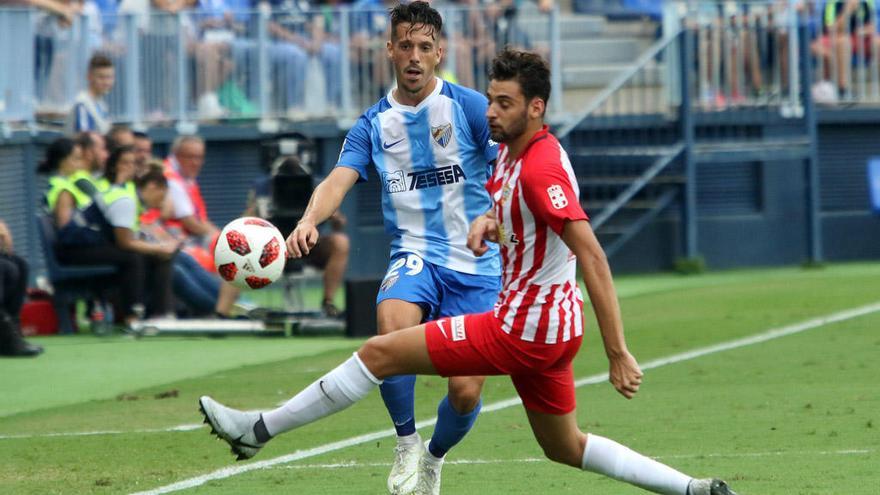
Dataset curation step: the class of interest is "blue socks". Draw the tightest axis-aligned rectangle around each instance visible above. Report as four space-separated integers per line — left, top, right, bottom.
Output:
428 395 481 459
379 374 417 436
381 377 482 458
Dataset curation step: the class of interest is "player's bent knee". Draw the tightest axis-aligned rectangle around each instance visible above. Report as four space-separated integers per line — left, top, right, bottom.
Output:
448 377 484 412
357 335 397 379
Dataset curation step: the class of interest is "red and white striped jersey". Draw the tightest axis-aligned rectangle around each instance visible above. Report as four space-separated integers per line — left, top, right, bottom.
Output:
487 126 588 343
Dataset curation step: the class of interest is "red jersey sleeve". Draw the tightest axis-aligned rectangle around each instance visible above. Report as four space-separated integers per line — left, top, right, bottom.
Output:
520 150 588 236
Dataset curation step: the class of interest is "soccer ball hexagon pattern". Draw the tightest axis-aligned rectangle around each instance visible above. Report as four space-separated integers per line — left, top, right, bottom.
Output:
214 217 287 290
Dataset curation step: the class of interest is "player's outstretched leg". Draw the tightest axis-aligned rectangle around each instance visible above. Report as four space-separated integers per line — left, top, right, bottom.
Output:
199 326 433 468
414 377 484 495
525 409 738 495
199 352 382 461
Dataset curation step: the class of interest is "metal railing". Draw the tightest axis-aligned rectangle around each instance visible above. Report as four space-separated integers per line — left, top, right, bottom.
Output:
558 1 820 138
557 30 683 136
0 4 559 130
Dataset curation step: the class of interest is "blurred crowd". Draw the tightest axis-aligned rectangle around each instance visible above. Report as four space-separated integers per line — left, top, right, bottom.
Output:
682 0 880 109
0 0 548 124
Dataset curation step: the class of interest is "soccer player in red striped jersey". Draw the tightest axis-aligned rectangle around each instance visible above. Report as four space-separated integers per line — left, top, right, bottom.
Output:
199 49 738 495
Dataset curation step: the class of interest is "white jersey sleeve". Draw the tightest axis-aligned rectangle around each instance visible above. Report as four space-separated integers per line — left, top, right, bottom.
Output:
167 179 196 219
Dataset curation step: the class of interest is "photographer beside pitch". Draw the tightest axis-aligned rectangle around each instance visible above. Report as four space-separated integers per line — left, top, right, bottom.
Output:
200 49 737 495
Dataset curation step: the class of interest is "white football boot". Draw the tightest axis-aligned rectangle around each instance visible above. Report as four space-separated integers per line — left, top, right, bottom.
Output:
387 433 423 494
413 440 444 495
199 396 265 460
688 478 738 495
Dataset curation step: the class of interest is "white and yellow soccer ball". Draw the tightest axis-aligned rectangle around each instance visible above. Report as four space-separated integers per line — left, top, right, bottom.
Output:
214 217 287 290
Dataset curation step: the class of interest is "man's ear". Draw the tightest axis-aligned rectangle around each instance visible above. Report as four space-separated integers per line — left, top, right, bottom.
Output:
529 97 546 119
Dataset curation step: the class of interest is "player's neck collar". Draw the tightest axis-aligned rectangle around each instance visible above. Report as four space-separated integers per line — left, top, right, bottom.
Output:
388 77 443 111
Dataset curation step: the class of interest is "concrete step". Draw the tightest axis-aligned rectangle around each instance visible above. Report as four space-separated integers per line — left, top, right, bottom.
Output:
561 38 642 65
517 14 607 40
563 63 665 89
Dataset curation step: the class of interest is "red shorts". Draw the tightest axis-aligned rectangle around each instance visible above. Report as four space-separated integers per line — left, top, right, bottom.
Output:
425 311 583 415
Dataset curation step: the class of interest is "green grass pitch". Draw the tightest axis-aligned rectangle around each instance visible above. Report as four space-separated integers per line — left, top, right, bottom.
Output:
1 263 878 494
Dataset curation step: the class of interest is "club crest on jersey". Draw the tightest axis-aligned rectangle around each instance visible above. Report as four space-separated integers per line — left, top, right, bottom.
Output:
501 184 512 203
431 123 453 148
547 184 568 209
383 170 406 193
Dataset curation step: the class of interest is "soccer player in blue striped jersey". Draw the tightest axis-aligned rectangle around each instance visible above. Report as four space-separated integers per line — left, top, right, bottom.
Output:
285 2 499 493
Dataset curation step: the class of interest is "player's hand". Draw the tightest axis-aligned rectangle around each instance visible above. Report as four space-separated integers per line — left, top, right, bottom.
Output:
608 350 642 399
157 240 182 260
467 212 499 257
287 220 319 258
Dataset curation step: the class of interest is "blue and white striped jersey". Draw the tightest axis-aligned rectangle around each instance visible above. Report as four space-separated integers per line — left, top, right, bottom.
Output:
337 78 500 276
67 91 110 135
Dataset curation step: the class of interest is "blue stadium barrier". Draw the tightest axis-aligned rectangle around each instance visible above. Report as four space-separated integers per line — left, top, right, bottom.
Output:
868 158 880 213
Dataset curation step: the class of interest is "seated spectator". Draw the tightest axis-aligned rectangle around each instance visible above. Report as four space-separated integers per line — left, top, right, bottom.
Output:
38 140 174 325
106 125 136 153
193 0 249 117
72 131 109 190
812 0 876 98
244 155 349 317
224 0 309 116
103 151 238 317
163 135 220 240
132 131 154 175
0 219 42 357
37 138 93 241
66 52 115 134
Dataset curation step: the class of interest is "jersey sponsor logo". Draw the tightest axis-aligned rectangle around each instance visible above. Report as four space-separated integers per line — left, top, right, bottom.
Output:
431 123 453 148
382 138 405 150
547 184 568 209
451 315 466 341
383 170 407 193
407 164 466 191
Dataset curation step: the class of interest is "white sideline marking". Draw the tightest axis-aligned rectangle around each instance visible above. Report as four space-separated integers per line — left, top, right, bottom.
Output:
117 300 879 495
270 448 875 471
0 424 203 440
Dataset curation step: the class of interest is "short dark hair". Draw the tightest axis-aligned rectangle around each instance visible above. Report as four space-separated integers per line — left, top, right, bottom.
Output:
74 131 96 151
106 125 133 152
104 145 135 184
133 131 150 140
37 137 77 175
389 1 442 41
489 48 551 108
135 167 167 190
88 53 113 72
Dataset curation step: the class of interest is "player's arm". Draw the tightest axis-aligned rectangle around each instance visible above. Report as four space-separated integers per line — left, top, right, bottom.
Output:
180 215 219 238
113 227 179 259
53 190 76 229
287 167 359 257
562 219 643 400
